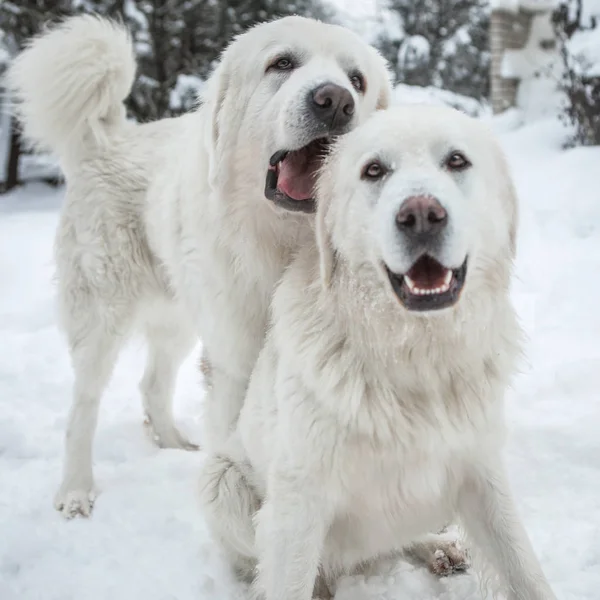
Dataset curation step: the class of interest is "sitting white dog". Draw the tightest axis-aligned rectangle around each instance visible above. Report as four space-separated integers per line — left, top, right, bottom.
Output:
199 106 557 600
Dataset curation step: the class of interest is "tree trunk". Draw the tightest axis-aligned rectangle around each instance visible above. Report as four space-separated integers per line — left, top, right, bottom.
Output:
3 118 22 192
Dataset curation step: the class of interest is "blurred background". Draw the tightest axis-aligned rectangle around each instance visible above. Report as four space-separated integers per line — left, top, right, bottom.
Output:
0 0 598 192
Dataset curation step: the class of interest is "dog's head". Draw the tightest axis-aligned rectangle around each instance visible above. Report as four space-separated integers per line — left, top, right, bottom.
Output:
317 106 518 314
204 16 391 214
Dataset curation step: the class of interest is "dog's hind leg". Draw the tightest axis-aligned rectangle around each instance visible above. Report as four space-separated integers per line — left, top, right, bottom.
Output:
140 298 198 450
55 312 131 518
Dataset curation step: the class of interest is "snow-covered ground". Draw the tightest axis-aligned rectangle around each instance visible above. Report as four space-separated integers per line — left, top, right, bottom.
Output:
1 110 599 600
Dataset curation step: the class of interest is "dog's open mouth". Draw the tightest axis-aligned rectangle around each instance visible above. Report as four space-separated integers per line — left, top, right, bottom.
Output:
265 138 331 213
385 255 468 312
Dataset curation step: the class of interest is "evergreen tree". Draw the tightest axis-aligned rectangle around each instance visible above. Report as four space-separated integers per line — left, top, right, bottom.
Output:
376 0 490 101
552 0 600 146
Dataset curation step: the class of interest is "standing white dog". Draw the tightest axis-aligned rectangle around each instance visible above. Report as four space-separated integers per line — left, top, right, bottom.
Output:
7 15 391 517
199 106 558 600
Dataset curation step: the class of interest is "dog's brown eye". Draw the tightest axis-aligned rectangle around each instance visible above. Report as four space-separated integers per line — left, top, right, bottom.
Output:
446 152 470 171
270 57 294 71
362 161 385 180
350 73 365 92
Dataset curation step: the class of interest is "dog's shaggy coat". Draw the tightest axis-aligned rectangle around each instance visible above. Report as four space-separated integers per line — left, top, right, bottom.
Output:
6 15 392 517
199 106 558 600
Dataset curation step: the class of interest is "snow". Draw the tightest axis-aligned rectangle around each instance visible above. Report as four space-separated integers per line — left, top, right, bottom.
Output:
1 112 600 598
489 0 557 12
327 0 393 44
569 26 600 75
567 0 600 79
490 0 521 14
397 35 431 70
169 74 205 113
392 84 489 117
518 0 559 12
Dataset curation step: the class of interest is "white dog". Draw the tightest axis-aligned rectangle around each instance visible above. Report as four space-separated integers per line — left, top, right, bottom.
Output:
7 15 391 518
199 106 558 600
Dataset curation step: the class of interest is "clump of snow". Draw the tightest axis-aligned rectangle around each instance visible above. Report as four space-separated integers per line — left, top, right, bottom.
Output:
567 16 600 77
123 0 148 31
169 74 205 113
397 35 431 71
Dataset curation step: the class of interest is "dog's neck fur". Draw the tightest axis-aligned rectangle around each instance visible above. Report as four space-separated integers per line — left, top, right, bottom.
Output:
209 119 314 275
333 257 518 363
273 242 522 433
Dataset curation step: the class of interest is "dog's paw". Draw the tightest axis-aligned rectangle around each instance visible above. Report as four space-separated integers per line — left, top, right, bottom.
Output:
143 415 200 451
54 486 97 519
428 541 470 577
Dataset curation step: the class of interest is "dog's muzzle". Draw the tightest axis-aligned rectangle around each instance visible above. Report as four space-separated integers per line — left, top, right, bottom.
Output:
385 195 468 311
264 82 355 213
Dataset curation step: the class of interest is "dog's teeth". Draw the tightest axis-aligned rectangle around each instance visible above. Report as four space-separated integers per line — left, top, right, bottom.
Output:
409 283 452 296
405 268 454 297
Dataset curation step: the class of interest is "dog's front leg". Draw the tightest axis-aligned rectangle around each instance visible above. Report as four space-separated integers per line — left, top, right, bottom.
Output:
458 457 557 600
254 471 331 600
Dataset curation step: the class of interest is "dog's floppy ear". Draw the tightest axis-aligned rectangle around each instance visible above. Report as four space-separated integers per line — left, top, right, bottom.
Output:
371 49 393 110
376 82 391 111
316 185 337 288
506 178 519 259
204 59 230 188
316 204 336 288
495 147 519 259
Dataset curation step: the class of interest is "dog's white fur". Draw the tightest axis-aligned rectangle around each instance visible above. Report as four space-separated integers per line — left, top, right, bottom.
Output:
7 15 392 517
199 106 558 600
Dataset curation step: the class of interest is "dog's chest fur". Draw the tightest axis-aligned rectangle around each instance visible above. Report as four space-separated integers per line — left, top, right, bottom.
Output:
317 379 489 569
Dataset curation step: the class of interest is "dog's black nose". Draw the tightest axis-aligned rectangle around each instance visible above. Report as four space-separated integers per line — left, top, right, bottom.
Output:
309 83 355 131
396 195 448 238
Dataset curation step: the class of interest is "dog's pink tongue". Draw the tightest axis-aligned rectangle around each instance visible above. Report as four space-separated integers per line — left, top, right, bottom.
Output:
278 152 316 201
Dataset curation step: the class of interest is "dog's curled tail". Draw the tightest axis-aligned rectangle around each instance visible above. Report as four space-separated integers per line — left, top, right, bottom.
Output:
199 452 259 570
6 15 136 158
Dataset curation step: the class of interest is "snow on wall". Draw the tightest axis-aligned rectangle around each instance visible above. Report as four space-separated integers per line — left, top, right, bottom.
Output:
501 12 558 79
